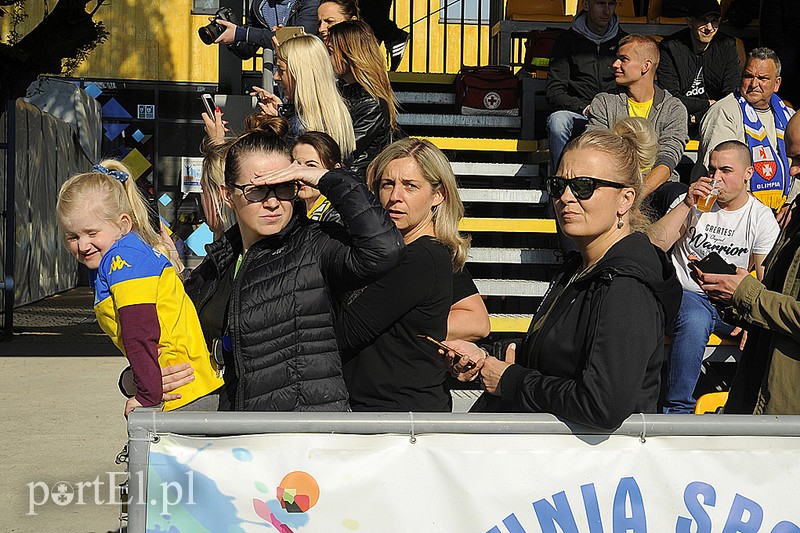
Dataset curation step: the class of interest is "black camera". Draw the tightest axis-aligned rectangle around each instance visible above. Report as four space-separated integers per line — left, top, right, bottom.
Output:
198 7 235 45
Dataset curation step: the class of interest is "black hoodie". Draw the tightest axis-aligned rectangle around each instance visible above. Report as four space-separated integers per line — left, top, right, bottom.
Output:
487 232 682 430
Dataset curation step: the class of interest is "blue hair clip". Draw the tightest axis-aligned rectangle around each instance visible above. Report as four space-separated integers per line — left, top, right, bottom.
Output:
92 164 129 183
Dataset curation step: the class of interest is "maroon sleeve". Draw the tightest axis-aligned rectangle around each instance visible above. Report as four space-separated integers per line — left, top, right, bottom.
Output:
119 304 162 407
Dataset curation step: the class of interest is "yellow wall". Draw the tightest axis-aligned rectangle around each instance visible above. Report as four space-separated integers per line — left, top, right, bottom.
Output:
393 0 491 74
2 0 219 82
2 0 487 82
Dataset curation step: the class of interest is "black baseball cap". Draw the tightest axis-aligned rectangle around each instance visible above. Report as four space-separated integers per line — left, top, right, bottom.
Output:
689 0 722 19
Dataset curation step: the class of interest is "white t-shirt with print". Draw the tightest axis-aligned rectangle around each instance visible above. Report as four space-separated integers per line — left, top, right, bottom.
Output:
670 193 780 295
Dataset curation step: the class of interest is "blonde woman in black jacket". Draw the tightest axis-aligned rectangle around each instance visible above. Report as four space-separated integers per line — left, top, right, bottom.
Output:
327 20 400 178
446 130 682 430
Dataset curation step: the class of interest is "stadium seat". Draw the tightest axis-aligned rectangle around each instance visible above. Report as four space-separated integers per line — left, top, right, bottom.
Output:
617 0 648 23
506 0 573 22
694 391 729 414
565 0 579 16
735 36 746 73
648 0 688 24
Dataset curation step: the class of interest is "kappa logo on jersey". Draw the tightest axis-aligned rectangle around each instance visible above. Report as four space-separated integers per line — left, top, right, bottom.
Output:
108 255 132 274
752 146 778 180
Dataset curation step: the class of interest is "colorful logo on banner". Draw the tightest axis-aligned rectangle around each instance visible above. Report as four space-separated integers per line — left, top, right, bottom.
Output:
254 471 320 532
143 433 800 532
146 445 325 532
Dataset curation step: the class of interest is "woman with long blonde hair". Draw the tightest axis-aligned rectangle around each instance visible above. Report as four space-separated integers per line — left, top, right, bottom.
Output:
446 129 682 429
252 34 356 158
327 20 400 177
330 138 472 411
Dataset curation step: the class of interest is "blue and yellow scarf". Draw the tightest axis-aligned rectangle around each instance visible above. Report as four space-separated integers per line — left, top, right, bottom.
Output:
738 90 793 211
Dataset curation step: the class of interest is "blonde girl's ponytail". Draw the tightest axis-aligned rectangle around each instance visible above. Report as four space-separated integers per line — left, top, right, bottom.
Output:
101 160 186 274
58 160 184 274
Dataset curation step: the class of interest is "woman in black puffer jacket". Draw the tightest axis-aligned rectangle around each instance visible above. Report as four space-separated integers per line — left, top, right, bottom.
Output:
327 20 402 178
185 118 404 411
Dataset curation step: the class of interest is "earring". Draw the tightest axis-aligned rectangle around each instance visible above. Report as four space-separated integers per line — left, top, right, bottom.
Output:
617 216 624 229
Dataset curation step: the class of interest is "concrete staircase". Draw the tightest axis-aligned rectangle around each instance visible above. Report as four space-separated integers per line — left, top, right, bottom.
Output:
392 72 557 338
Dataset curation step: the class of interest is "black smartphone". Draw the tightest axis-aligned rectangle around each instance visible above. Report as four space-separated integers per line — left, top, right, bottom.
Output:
416 334 476 370
689 252 738 275
201 93 216 117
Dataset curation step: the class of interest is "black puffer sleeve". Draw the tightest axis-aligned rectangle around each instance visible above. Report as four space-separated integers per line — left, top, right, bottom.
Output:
316 169 405 290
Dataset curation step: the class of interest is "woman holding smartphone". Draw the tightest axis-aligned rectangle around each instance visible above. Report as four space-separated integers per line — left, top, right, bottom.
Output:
337 138 467 411
251 34 356 156
446 130 682 429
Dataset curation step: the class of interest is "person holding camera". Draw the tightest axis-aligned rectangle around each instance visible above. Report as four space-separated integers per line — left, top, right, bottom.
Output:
202 0 321 59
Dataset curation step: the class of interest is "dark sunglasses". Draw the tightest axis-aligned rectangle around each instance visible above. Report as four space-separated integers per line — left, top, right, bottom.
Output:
545 176 627 201
231 181 299 203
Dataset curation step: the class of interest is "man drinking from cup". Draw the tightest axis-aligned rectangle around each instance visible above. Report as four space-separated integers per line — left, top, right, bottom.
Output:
648 140 780 413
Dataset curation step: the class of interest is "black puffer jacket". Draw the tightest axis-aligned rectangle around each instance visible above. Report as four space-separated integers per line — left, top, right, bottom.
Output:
340 82 395 179
186 169 405 411
657 28 740 121
476 232 682 430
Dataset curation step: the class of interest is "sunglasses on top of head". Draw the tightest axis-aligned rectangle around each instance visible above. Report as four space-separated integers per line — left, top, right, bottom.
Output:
545 176 627 201
231 181 300 203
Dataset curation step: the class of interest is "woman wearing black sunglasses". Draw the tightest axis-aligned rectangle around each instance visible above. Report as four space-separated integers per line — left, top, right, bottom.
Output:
184 118 404 411
445 130 682 430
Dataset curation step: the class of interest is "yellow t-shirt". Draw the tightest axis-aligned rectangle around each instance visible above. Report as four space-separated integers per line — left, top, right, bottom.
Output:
628 98 653 119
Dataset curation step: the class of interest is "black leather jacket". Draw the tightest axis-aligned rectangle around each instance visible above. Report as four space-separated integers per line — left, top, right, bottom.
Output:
340 82 395 179
186 169 405 411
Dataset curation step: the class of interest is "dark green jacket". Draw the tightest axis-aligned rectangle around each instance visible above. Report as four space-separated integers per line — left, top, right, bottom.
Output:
726 205 800 414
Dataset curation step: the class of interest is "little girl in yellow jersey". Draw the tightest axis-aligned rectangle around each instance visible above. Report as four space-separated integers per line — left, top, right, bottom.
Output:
57 160 224 416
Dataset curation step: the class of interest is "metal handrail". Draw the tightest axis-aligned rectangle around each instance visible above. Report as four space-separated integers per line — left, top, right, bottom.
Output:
236 0 494 77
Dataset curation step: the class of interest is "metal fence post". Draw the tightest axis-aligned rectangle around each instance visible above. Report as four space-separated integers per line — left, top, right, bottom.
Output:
1 100 16 341
262 47 274 94
126 414 153 532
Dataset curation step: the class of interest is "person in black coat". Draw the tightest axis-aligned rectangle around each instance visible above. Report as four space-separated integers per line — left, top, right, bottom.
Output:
446 130 682 430
657 0 740 130
212 0 321 59
186 117 404 411
545 0 627 170
327 20 400 178
336 138 471 412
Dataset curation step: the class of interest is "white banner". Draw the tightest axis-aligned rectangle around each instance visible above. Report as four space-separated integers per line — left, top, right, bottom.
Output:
142 432 800 532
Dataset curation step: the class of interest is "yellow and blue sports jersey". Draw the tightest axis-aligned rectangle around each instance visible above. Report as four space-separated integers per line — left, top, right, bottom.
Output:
94 232 223 410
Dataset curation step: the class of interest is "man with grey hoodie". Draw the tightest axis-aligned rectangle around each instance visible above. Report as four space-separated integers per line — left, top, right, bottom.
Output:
587 34 689 215
545 0 627 171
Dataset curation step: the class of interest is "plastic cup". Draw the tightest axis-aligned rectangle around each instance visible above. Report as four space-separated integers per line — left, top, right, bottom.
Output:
696 191 719 212
696 180 720 213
